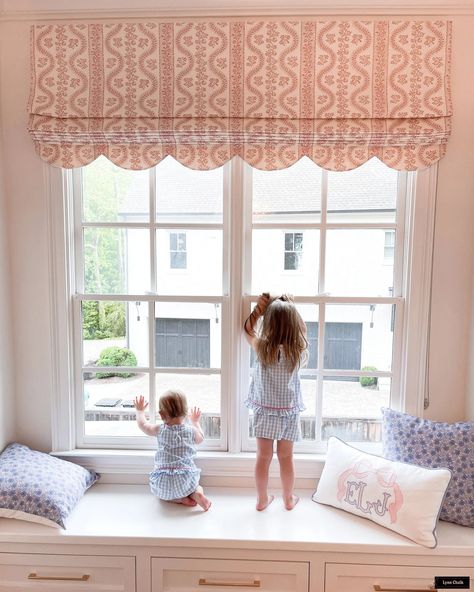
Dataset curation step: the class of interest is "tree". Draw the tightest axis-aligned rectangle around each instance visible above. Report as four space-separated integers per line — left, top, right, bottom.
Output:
82 157 134 340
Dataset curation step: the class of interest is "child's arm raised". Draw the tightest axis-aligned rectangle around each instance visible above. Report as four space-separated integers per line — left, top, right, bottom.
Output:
243 292 270 348
189 406 204 444
134 395 160 437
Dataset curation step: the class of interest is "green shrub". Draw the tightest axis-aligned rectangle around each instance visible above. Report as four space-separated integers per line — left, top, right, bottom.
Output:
359 366 378 388
96 346 137 378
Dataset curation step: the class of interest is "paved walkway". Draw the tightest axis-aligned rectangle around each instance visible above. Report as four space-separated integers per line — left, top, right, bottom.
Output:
83 338 389 438
84 372 389 419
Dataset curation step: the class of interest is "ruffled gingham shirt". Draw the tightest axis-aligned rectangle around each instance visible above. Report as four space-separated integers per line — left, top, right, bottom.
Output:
245 350 305 417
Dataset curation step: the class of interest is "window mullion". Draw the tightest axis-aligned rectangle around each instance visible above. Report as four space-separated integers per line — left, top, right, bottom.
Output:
150 167 157 293
316 303 326 445
227 158 247 454
239 161 254 452
148 300 156 425
149 167 157 425
74 168 85 294
390 300 405 411
318 169 328 295
393 170 408 298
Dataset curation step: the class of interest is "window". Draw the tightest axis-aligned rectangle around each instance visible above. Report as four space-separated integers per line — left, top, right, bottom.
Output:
284 232 303 270
58 155 435 457
170 232 187 269
384 230 396 263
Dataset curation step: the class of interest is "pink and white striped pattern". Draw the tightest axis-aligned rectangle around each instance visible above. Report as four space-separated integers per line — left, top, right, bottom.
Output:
28 20 452 171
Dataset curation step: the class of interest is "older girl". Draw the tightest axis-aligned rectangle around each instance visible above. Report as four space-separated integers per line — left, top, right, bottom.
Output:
244 293 307 511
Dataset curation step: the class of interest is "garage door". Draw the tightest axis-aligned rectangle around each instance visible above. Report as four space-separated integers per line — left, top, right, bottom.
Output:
307 322 362 380
155 318 210 368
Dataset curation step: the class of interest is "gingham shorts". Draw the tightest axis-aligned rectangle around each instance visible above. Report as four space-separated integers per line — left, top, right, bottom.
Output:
253 411 301 442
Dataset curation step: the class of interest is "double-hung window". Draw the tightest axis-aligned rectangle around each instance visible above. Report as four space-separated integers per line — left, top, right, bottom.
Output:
64 154 428 455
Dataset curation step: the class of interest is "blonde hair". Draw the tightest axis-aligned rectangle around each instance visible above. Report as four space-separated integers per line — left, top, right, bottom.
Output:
255 297 308 372
159 390 188 419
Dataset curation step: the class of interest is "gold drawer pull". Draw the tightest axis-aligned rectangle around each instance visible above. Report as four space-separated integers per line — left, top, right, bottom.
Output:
28 572 90 581
199 578 261 587
373 585 436 592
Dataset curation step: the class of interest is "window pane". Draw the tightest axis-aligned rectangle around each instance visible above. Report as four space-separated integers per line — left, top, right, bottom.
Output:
324 304 394 372
84 373 150 437
82 300 149 367
285 233 294 251
83 156 149 223
253 157 322 223
322 376 391 442
284 252 297 270
169 233 177 251
156 230 222 295
83 228 150 294
294 233 303 250
170 252 187 269
177 234 186 250
156 373 221 440
252 229 319 295
325 229 394 296
154 302 221 369
327 158 397 223
155 157 223 224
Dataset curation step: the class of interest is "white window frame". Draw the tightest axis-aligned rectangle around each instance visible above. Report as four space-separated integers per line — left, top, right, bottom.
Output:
241 164 406 453
76 164 230 452
46 159 438 477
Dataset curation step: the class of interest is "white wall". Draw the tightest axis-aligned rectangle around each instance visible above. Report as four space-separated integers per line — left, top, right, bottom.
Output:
467 270 474 421
0 4 473 450
0 83 14 450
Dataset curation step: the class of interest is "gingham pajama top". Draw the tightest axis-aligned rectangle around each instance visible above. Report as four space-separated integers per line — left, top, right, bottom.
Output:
245 350 305 441
149 423 201 501
246 350 305 415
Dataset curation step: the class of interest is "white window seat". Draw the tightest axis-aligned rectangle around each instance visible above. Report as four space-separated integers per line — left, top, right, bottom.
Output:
0 485 473 592
0 484 472 555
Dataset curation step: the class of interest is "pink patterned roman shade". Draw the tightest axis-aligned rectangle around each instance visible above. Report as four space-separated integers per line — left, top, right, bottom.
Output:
28 20 452 171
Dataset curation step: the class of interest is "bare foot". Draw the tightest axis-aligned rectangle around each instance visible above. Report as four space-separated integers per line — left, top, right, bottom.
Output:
256 494 274 511
170 497 198 507
283 494 299 510
190 490 212 511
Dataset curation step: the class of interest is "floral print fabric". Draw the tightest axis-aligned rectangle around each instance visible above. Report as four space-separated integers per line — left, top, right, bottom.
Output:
28 20 452 171
382 408 474 527
0 443 99 528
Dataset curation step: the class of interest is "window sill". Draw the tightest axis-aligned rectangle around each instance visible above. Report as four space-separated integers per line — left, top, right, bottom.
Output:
53 449 327 482
53 443 382 485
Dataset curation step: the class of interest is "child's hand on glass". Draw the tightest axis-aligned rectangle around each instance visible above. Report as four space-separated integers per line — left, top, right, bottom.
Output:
134 395 148 411
188 406 202 423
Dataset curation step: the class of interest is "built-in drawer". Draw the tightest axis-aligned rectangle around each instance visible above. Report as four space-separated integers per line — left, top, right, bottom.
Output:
0 553 135 592
325 563 474 592
152 557 309 592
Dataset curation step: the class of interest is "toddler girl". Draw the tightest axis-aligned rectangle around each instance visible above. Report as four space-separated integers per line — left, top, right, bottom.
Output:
244 293 308 511
134 390 211 511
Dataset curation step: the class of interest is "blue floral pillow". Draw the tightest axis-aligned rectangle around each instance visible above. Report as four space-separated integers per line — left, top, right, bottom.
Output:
382 408 474 527
0 443 99 528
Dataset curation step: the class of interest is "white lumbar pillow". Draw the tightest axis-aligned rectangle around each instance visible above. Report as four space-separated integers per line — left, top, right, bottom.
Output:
313 437 451 548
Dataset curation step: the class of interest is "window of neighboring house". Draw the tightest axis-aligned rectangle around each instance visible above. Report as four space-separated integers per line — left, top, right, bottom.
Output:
284 232 303 270
62 154 430 455
170 232 187 269
384 230 395 262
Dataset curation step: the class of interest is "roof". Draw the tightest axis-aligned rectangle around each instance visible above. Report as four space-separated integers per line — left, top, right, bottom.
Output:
118 156 398 217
